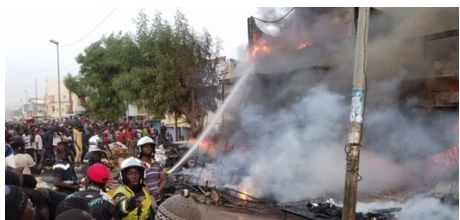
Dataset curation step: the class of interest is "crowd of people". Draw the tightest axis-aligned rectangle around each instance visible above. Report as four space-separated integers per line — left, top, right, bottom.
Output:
5 116 176 168
5 116 201 220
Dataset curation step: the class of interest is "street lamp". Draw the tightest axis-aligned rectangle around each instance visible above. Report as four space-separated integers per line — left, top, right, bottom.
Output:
50 39 62 121
20 99 24 118
24 90 28 118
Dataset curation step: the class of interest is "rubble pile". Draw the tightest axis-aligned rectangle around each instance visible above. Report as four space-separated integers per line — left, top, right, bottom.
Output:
168 174 280 215
109 143 131 171
167 174 403 219
303 201 401 220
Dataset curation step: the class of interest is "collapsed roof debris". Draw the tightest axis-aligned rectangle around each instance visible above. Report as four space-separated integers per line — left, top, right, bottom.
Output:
168 173 403 219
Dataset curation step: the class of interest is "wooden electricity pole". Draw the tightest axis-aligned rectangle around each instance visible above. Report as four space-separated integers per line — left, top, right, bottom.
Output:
342 7 370 220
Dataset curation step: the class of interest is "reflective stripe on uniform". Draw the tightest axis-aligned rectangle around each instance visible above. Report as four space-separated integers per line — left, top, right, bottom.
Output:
53 163 71 170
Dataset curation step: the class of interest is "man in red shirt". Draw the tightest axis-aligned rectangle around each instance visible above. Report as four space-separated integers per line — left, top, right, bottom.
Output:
123 125 134 144
115 126 124 144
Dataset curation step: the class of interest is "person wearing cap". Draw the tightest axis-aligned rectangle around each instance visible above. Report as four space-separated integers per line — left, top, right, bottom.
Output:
6 185 36 220
66 163 117 220
113 157 153 220
53 142 80 194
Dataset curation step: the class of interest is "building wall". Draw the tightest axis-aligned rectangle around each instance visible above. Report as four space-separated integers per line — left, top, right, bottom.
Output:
27 98 46 117
71 93 86 114
44 79 85 118
204 58 238 130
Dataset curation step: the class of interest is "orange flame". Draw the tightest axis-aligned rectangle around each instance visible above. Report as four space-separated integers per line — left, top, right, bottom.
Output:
251 39 271 58
188 138 217 155
297 42 312 50
239 188 249 200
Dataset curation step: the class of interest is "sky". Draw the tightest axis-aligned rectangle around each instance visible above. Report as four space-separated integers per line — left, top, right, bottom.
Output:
4 7 259 110
4 3 457 110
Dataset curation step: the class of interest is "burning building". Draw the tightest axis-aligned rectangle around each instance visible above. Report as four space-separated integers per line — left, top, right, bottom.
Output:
173 7 458 220
207 7 458 219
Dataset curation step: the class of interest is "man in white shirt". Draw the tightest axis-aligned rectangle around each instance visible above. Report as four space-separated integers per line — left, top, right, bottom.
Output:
35 129 44 164
22 129 34 162
9 136 45 175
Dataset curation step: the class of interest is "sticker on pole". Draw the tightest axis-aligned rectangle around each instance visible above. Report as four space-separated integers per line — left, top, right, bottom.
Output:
350 89 365 124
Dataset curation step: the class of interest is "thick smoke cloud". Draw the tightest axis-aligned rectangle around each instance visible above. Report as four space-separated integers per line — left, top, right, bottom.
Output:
194 8 458 203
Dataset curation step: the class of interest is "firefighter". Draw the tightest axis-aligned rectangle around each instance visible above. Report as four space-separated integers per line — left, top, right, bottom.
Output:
137 136 167 209
113 157 152 220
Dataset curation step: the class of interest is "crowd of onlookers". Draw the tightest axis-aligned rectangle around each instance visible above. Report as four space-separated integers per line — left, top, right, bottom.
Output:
5 116 201 220
5 116 175 169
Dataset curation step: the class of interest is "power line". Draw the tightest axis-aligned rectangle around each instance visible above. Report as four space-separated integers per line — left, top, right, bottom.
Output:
252 8 296 24
61 7 117 47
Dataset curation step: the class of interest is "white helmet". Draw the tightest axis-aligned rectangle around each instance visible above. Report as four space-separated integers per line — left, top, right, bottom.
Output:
119 157 145 184
137 136 156 147
137 136 155 152
88 135 102 152
120 157 144 171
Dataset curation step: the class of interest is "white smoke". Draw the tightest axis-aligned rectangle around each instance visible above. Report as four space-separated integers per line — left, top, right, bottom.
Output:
219 84 349 201
356 196 459 220
216 69 456 201
207 7 458 203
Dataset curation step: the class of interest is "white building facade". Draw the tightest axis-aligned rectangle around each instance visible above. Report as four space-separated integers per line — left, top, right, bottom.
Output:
44 79 84 119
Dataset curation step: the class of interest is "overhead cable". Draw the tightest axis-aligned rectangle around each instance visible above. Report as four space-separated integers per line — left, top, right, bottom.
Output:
61 7 117 47
252 7 296 24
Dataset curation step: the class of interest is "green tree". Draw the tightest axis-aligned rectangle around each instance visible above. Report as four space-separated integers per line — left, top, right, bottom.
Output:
64 33 139 122
114 10 222 136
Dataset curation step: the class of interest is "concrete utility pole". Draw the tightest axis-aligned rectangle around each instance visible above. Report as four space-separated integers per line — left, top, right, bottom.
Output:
35 79 38 116
50 39 62 121
24 90 28 118
341 7 370 220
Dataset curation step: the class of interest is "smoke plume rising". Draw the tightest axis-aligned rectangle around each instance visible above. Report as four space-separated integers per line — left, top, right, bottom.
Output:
203 8 458 204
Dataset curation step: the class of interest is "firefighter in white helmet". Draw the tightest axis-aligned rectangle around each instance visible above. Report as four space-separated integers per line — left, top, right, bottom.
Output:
113 157 152 220
137 136 167 208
